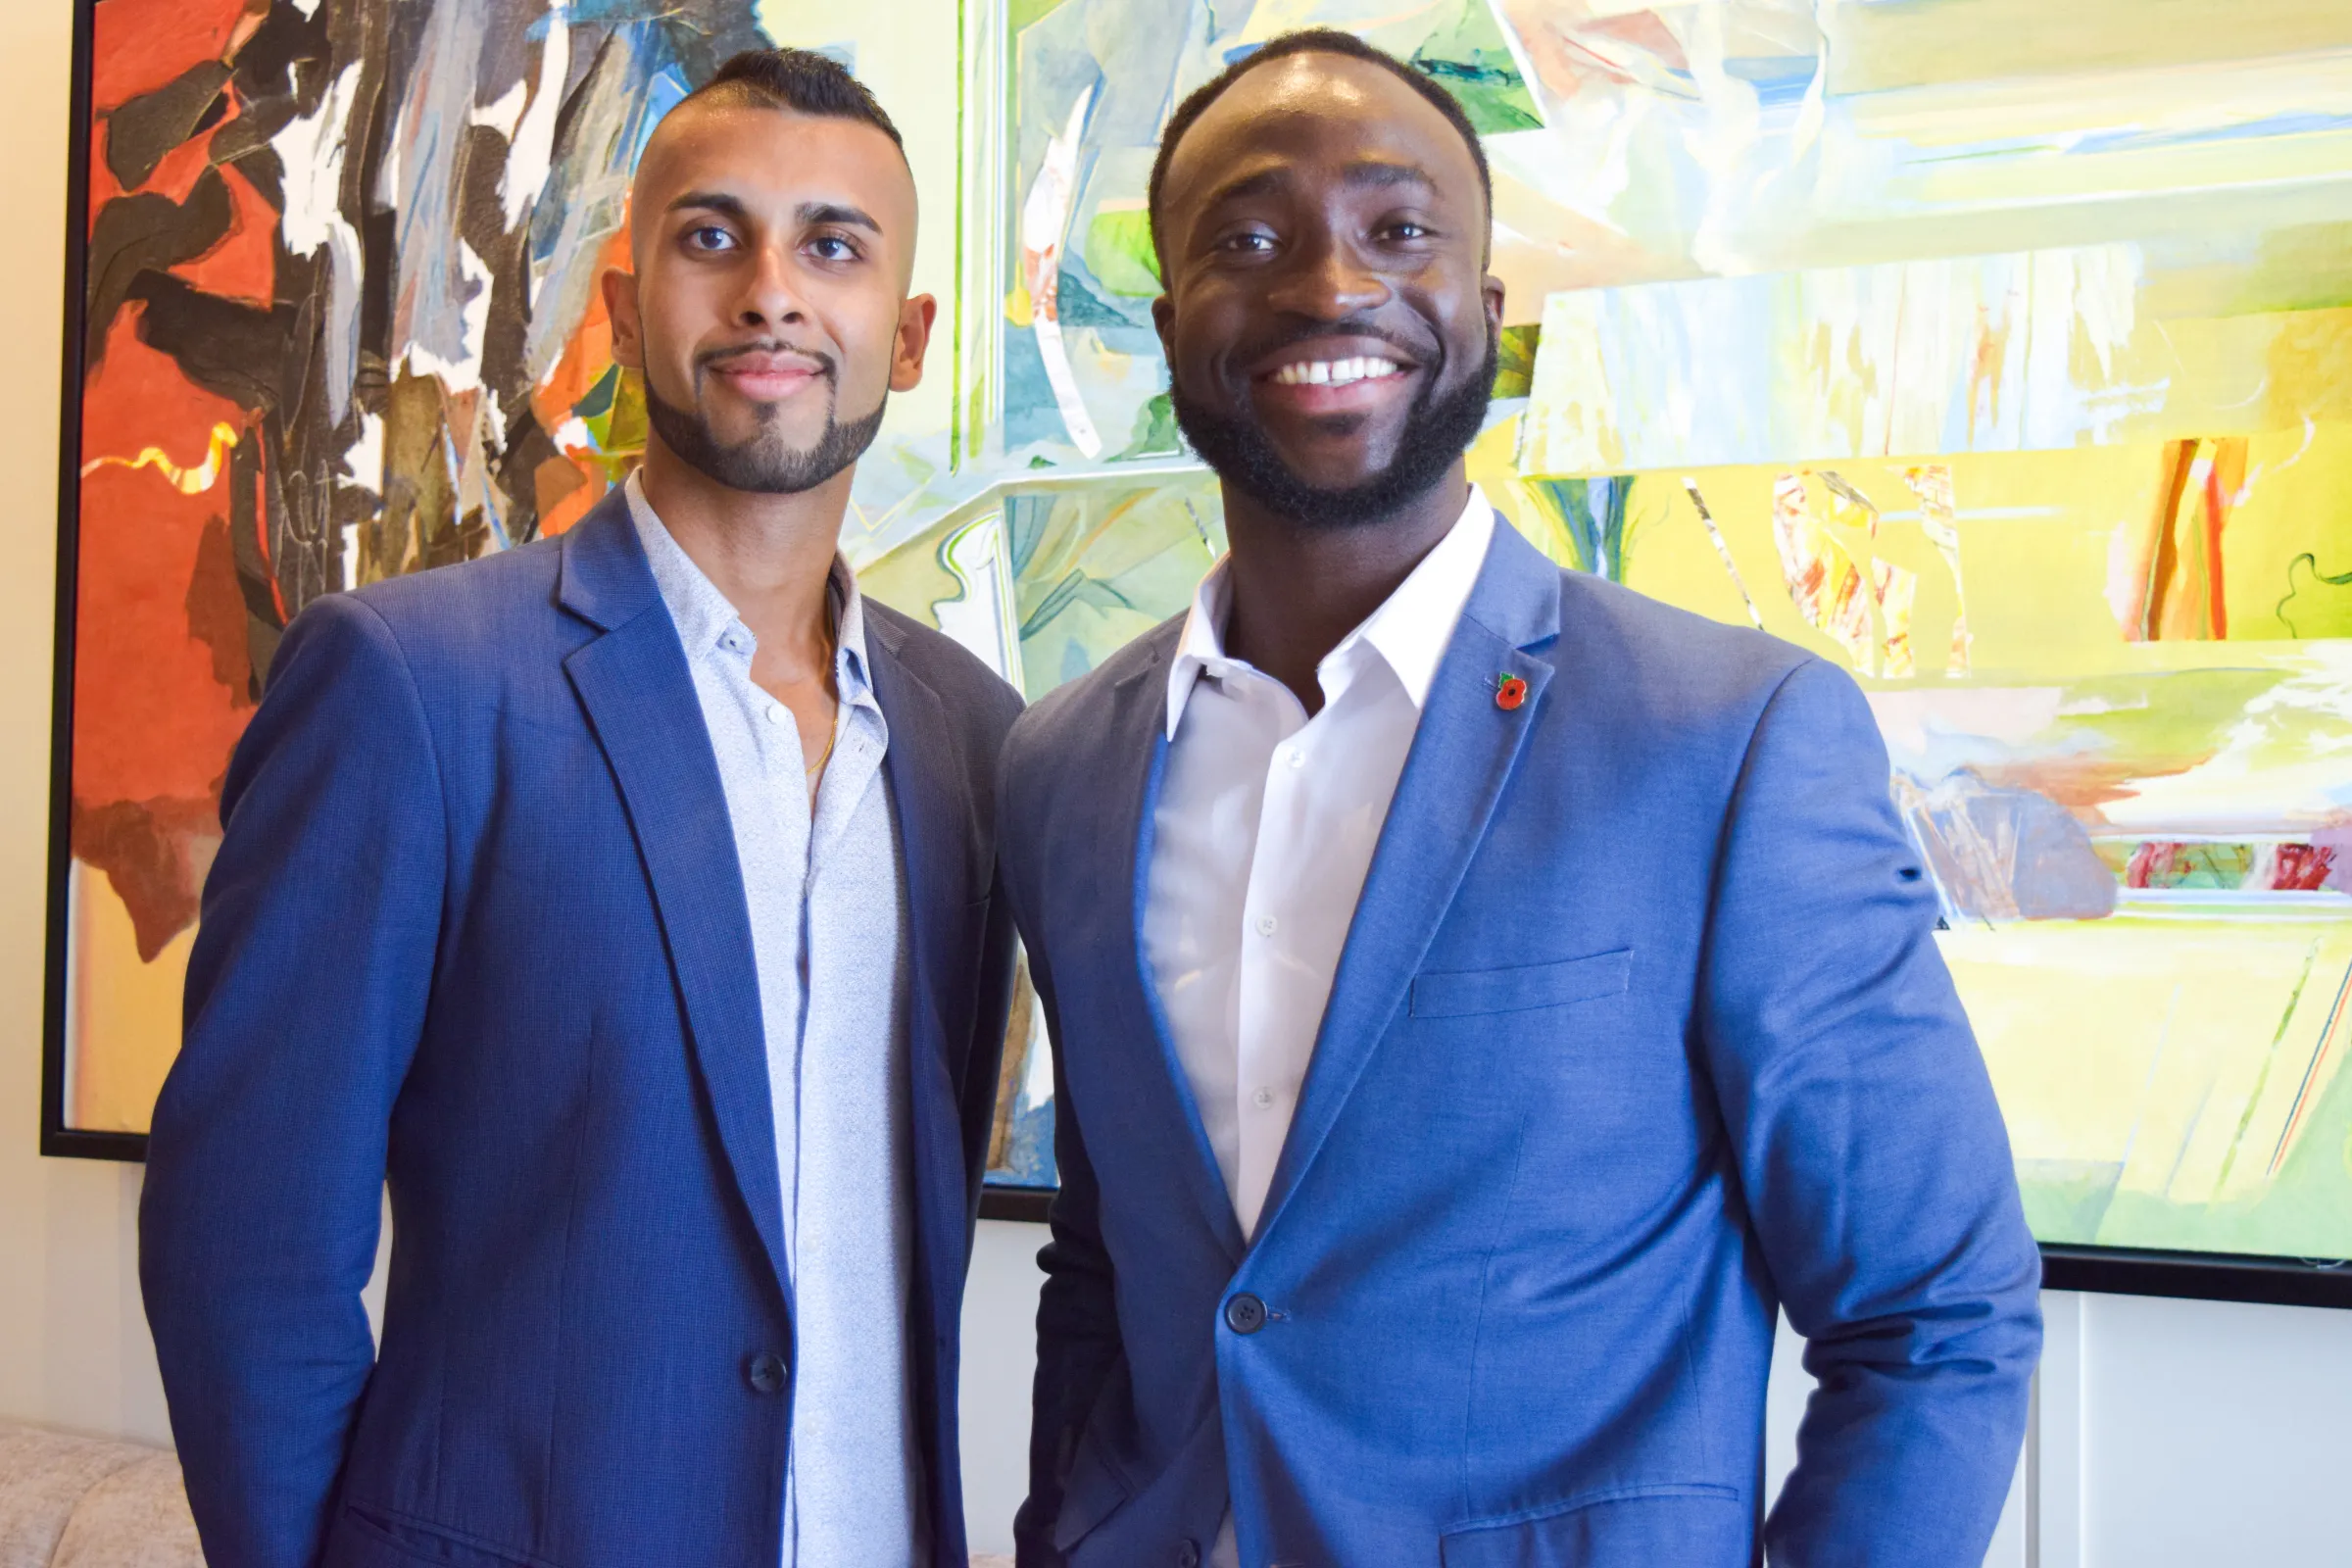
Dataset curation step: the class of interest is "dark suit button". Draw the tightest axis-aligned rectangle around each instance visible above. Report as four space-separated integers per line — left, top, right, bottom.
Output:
1224 1293 1267 1335
1176 1540 1200 1568
746 1351 787 1395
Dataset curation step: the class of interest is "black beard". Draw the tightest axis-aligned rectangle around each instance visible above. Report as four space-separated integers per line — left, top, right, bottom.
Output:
642 372 887 496
1168 330 1498 530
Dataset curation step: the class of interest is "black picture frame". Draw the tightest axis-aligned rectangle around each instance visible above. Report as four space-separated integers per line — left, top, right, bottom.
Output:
39 0 131 1166
36 0 2352 1314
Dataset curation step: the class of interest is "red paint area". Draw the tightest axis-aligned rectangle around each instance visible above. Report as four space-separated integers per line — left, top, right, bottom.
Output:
75 305 262 883
90 0 250 112
169 155 274 306
88 84 246 214
2125 841 2175 890
2273 844 2337 892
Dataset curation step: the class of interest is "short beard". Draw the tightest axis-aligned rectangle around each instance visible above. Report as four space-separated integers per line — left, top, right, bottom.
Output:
1168 329 1498 530
642 371 887 496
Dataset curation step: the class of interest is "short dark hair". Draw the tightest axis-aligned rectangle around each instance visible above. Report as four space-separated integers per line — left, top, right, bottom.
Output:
689 47 906 156
1147 28 1494 274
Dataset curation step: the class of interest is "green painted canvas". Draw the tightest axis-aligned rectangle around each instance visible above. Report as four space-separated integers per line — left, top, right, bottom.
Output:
63 0 2352 1267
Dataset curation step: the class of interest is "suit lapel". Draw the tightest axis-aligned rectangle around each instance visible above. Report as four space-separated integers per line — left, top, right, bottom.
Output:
1109 634 1250 1263
558 495 790 1306
1251 521 1564 1248
860 619 978 1313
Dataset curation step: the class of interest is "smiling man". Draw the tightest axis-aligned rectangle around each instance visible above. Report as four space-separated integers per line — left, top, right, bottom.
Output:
140 50 1021 1568
1000 29 2042 1568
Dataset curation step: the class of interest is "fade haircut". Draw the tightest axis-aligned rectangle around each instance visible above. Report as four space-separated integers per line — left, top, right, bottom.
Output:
686 47 906 159
1148 28 1494 274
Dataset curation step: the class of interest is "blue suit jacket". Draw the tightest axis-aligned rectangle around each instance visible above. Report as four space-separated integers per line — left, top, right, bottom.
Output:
1001 519 2041 1568
139 492 1024 1568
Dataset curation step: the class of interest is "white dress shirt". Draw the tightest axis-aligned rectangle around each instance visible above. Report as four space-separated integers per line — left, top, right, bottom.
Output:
1145 486 1497 1239
626 473 923 1568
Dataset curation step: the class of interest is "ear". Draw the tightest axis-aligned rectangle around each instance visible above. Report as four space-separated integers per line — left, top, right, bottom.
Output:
1482 273 1506 341
604 269 645 370
1152 293 1175 362
890 293 939 393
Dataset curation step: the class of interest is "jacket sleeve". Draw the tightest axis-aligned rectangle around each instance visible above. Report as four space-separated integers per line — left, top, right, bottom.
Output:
962 866 1021 1232
1698 657 2042 1567
999 771 1126 1568
139 593 446 1568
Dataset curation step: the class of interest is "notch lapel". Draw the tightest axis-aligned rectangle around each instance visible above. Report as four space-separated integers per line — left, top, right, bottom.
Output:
859 619 979 1318
558 497 790 1306
1109 635 1250 1264
1251 522 1564 1249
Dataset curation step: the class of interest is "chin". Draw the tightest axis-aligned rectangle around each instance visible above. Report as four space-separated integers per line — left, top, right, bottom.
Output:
1272 444 1397 493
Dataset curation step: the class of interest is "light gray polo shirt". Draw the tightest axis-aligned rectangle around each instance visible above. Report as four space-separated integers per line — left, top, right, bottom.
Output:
626 473 921 1567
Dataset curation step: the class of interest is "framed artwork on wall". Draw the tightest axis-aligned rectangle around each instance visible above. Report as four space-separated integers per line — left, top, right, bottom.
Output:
48 0 2352 1304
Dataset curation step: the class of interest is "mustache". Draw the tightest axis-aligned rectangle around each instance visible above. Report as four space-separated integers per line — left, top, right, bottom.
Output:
695 340 838 380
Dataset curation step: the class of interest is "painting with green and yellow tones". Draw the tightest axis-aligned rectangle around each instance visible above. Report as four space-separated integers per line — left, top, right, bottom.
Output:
72 0 2342 1246
785 0 2352 1251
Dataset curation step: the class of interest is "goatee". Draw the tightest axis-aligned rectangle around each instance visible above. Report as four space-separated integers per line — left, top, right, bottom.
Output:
1168 330 1498 529
643 372 887 496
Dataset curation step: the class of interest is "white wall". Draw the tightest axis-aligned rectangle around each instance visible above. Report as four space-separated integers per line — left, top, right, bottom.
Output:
3 4 2350 1563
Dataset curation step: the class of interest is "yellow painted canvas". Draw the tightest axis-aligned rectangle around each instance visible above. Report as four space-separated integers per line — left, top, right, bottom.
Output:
60 0 2352 1267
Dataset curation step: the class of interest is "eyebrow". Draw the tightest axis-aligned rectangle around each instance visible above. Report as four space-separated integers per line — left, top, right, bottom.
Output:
665 191 885 235
1200 159 1436 211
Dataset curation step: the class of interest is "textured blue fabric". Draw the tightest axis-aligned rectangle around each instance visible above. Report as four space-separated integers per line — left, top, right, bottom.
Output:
1001 520 2042 1568
138 491 1023 1568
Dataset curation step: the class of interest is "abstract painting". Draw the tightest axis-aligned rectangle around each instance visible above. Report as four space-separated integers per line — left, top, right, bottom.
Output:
51 0 2352 1288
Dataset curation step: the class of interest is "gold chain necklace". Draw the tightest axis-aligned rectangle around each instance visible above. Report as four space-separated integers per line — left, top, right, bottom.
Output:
803 597 842 788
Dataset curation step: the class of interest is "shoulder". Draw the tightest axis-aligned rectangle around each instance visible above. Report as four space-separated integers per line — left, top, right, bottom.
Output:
1003 612 1182 776
1546 568 1828 737
283 535 574 702
864 599 1025 743
339 535 567 652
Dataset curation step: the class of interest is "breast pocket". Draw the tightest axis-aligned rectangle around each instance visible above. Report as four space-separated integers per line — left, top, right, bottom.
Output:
1410 948 1632 1019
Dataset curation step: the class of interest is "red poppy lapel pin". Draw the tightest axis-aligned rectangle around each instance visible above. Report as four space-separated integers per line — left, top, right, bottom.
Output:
1494 673 1529 711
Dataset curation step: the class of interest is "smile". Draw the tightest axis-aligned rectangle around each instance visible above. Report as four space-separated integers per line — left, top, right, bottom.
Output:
1269 357 1405 388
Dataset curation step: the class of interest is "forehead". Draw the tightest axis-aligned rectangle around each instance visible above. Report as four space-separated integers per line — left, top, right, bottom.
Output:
633 102 916 223
1161 53 1480 225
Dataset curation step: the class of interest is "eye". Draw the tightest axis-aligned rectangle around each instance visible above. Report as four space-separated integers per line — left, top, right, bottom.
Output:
1215 230 1277 256
1382 220 1435 242
808 233 862 263
683 224 738 254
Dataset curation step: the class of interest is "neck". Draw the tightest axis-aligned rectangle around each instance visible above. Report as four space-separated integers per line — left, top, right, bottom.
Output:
637 436 849 686
1219 464 1470 715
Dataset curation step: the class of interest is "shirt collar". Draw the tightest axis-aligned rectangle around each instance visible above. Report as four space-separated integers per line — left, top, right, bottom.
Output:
625 470 875 703
1164 484 1496 739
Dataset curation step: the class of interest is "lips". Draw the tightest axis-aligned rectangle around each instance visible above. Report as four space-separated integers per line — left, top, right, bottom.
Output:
1246 334 1423 416
1268 355 1404 387
703 347 830 404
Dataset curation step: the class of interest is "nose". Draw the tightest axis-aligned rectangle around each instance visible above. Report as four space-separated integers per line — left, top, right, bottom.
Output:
1264 226 1387 321
731 238 808 331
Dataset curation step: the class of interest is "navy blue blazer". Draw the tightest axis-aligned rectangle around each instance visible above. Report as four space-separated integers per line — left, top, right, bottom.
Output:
139 491 1023 1568
1002 518 2042 1567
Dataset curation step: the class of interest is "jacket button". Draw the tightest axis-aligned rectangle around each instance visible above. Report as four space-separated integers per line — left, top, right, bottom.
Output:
1176 1540 1200 1568
746 1351 788 1395
1224 1293 1267 1335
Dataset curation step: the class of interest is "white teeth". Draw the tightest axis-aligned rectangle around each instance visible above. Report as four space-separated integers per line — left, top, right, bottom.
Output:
1272 357 1403 387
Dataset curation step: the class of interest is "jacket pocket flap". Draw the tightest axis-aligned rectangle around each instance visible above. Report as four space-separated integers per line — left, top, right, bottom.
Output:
1440 1484 1743 1567
1411 949 1632 1019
